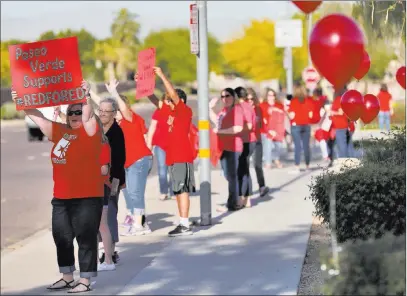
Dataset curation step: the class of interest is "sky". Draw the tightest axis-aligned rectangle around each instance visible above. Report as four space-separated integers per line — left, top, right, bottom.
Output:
1 1 299 42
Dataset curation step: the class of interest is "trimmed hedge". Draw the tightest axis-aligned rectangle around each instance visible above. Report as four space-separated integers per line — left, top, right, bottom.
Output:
308 163 405 243
322 233 406 295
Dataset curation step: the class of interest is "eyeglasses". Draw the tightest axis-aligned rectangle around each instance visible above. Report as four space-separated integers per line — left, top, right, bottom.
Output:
247 97 253 101
221 94 231 98
98 109 115 114
268 94 275 97
67 110 83 116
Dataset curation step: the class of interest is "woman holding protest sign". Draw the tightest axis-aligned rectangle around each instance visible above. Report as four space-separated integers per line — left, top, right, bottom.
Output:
104 79 153 236
12 80 107 293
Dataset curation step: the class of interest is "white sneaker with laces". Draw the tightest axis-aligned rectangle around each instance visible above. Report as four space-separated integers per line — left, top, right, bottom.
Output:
98 262 116 272
124 224 152 236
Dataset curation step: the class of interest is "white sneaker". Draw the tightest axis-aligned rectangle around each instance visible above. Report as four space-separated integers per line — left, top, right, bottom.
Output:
124 225 152 236
98 262 116 272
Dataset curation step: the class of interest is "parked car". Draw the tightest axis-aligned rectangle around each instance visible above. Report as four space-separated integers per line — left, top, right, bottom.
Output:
25 105 67 142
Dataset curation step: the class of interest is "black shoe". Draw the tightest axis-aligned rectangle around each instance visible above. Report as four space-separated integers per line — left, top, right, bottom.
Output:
227 204 244 211
100 251 119 264
168 224 192 237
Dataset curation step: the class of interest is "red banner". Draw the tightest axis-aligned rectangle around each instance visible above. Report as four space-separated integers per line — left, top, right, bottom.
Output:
136 48 156 99
8 37 84 110
210 128 222 167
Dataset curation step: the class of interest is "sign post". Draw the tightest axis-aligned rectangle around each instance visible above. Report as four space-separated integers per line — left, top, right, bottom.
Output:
195 1 211 226
275 19 303 95
190 4 199 55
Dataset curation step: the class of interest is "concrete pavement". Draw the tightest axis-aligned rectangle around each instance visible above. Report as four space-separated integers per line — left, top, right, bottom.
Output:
1 164 321 295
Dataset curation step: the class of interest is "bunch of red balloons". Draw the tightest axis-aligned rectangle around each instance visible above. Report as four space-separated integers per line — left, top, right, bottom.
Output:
340 90 380 124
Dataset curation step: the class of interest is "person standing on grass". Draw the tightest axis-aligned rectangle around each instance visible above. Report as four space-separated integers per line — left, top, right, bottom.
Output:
150 67 196 237
246 88 269 197
377 83 394 131
105 79 153 237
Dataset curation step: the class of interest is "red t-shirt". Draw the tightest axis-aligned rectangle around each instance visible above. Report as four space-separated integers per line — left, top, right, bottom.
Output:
161 102 194 165
309 96 327 124
151 109 168 150
218 105 245 152
189 124 199 161
288 97 313 126
377 90 392 112
240 101 257 143
253 106 263 141
331 96 349 129
119 112 152 168
259 102 269 134
51 122 105 199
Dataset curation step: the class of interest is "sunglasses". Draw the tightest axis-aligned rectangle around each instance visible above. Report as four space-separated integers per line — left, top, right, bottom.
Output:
67 110 83 116
221 94 231 98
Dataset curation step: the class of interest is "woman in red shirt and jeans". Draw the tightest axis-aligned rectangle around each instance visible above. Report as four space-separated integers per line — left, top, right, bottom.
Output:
287 83 313 172
12 81 106 293
210 88 246 212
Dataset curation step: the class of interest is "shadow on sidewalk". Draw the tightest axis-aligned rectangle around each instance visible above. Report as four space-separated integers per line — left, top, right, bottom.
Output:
8 225 312 295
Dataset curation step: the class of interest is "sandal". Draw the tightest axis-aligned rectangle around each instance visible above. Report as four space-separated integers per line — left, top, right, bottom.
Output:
47 278 74 290
68 282 92 294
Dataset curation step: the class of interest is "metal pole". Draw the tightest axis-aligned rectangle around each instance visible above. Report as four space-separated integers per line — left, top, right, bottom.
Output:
196 0 211 226
307 13 313 66
285 47 293 95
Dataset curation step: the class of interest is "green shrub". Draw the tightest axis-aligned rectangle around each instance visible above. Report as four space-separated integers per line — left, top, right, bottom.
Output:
322 233 406 295
308 162 406 243
0 102 25 120
355 126 406 166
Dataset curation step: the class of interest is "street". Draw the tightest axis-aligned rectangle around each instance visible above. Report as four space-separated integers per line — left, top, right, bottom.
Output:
0 98 200 250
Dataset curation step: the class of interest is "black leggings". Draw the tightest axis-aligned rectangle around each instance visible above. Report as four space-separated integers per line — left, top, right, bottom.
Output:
238 142 256 197
51 197 103 278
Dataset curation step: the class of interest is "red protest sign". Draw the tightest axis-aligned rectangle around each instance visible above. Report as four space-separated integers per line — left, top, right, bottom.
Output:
8 37 84 110
136 48 156 99
267 111 286 142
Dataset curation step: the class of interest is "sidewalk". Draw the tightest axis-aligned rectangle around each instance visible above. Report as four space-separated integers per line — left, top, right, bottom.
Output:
1 164 321 295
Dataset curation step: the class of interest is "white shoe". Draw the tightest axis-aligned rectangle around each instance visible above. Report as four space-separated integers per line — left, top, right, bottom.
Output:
98 262 116 272
124 225 152 236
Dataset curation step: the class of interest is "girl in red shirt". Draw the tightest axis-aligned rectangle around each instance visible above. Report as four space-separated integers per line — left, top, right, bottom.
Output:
246 88 269 198
377 83 393 131
209 88 246 212
288 83 313 172
12 81 105 293
105 80 153 237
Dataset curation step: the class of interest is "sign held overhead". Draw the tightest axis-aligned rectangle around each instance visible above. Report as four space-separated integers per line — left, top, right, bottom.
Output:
275 19 303 48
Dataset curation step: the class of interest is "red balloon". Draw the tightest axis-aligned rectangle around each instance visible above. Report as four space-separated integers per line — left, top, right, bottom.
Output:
310 14 365 90
360 94 380 124
396 66 406 89
340 90 364 121
354 50 371 80
292 1 322 14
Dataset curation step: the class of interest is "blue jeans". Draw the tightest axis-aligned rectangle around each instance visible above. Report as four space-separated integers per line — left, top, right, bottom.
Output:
335 129 354 158
378 111 391 131
154 146 170 195
271 141 283 161
291 125 311 166
262 134 273 166
220 151 241 209
125 156 153 216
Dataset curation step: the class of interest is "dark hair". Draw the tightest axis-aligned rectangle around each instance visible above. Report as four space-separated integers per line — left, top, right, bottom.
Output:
380 83 388 92
175 88 187 103
313 87 323 97
246 87 260 106
221 87 236 98
293 82 307 103
234 86 248 99
334 85 348 98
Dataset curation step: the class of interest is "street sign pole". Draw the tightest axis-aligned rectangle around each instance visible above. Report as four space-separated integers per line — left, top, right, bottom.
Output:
285 47 293 95
195 0 211 226
307 13 312 67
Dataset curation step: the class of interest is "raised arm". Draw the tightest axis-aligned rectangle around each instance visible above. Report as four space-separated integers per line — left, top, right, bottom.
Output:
81 80 97 137
153 67 180 105
209 98 220 126
146 119 158 150
11 90 53 140
105 79 133 122
89 89 102 106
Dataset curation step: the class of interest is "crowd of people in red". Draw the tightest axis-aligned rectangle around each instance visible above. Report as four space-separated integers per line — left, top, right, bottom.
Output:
10 68 395 292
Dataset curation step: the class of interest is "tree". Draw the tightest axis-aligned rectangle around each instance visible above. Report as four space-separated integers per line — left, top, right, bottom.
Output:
143 28 224 85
